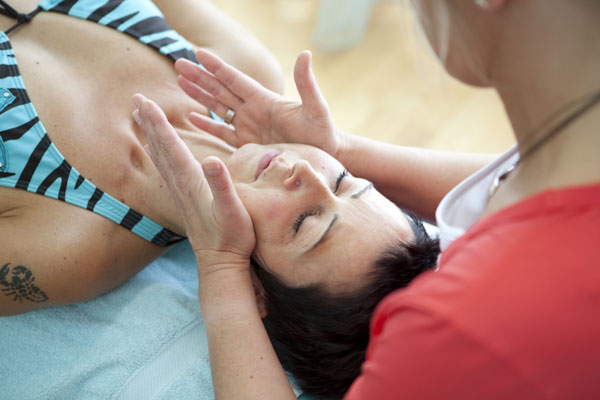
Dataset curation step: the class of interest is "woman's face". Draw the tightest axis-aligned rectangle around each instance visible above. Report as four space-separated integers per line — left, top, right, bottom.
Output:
226 143 414 292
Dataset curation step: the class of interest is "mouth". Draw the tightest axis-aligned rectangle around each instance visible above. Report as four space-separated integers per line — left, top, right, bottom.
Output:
255 149 282 180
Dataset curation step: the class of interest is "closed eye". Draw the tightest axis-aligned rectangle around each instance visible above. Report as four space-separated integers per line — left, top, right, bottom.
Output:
293 209 319 234
334 169 348 194
293 169 347 235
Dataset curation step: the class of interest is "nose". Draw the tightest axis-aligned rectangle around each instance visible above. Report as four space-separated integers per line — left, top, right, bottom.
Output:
284 160 334 200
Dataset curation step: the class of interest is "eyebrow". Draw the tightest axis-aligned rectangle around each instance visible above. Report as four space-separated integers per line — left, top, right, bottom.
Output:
305 181 374 253
351 182 374 198
305 213 339 253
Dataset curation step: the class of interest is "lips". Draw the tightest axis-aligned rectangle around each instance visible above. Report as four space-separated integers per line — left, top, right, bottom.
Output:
255 149 281 180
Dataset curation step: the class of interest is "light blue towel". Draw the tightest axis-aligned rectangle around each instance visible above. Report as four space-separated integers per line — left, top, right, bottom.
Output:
0 241 214 399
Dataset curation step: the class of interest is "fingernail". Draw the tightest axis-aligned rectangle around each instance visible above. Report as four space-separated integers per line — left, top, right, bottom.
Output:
132 94 142 109
202 160 221 177
139 100 148 116
132 110 142 126
133 94 149 117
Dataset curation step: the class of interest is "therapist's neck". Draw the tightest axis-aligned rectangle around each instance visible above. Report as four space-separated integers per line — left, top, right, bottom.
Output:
488 1 600 147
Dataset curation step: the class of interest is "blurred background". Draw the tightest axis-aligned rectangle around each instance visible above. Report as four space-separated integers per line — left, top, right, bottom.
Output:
212 0 515 154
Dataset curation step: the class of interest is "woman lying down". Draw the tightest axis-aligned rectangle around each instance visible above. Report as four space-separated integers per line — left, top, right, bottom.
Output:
2 99 438 397
2 46 438 400
2 132 438 397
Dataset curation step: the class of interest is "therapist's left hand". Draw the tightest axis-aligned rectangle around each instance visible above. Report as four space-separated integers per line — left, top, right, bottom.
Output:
132 94 255 277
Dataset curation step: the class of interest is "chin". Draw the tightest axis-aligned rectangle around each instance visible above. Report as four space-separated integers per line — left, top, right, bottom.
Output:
444 56 491 88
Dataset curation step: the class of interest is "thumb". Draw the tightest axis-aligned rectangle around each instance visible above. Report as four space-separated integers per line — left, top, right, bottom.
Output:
294 50 329 117
201 157 246 219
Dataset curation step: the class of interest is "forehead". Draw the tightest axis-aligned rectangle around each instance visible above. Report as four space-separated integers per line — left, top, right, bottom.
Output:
286 189 413 291
274 143 337 165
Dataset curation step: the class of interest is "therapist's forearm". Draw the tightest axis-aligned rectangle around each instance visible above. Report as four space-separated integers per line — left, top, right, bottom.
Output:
198 266 296 400
337 132 495 221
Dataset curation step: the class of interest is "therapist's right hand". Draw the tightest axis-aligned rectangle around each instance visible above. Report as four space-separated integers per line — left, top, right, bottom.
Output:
175 49 346 158
132 93 255 278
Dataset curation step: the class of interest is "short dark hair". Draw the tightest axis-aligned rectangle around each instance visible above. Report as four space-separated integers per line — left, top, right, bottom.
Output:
253 214 440 398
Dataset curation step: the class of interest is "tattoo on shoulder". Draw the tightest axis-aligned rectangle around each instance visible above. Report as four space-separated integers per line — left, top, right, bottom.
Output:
0 263 49 303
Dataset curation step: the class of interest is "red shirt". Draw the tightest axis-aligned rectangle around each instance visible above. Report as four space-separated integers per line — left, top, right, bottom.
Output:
345 183 600 400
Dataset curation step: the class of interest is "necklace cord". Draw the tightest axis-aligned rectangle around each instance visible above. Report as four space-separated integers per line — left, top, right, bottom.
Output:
488 89 600 198
517 90 600 163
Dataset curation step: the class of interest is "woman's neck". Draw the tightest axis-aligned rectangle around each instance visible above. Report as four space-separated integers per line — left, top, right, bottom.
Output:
177 127 235 165
482 1 600 216
491 1 600 146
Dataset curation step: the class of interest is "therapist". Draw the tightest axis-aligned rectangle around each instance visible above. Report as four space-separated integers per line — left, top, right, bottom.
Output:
133 0 600 398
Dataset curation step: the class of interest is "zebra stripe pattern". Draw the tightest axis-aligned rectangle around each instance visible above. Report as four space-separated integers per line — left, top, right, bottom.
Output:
0 0 195 246
38 0 197 63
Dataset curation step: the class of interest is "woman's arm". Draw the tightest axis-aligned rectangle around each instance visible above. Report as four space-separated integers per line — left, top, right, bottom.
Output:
0 210 164 316
153 0 284 94
133 94 295 399
175 50 493 221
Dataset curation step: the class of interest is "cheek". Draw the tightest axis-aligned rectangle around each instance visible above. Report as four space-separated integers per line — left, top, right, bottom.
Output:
264 199 287 219
258 193 289 222
251 202 293 276
247 193 292 244
227 143 263 183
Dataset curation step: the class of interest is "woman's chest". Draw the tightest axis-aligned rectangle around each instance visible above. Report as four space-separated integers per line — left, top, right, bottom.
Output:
3 8 205 185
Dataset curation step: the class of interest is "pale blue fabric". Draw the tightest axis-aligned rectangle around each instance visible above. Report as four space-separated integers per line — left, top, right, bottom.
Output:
0 241 304 399
0 241 215 400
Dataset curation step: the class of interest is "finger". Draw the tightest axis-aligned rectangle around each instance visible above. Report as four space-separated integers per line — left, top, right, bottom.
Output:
133 94 201 194
175 59 243 111
177 75 231 118
201 157 249 223
189 111 240 146
143 143 155 164
193 49 263 99
294 50 330 116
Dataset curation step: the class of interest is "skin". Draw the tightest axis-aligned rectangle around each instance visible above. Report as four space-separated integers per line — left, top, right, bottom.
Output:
226 143 413 290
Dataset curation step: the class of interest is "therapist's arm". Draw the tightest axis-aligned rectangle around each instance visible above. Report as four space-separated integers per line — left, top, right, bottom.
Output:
133 94 295 400
336 134 494 221
175 49 494 221
198 268 295 399
153 0 284 94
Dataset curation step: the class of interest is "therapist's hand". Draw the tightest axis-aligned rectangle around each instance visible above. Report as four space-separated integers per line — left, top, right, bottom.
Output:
175 49 346 157
132 94 255 276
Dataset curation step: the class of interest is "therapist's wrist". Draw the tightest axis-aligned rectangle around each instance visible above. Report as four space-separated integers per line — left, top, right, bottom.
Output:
334 130 362 166
194 253 251 280
331 128 352 161
197 265 257 317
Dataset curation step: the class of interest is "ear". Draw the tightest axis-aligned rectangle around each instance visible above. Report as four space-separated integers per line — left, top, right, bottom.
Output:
250 268 268 318
475 0 508 11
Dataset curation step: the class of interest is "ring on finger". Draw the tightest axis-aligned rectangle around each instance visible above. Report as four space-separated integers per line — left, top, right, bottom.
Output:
224 108 236 124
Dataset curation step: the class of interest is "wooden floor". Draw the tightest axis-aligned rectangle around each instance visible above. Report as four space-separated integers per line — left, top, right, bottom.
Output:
212 0 515 153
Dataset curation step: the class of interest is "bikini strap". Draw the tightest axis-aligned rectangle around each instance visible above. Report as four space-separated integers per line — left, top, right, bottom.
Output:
0 0 41 35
